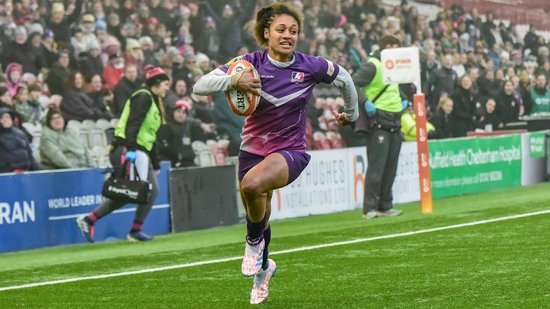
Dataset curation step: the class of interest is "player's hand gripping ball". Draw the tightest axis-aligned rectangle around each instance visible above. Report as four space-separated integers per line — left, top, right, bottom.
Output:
225 60 260 116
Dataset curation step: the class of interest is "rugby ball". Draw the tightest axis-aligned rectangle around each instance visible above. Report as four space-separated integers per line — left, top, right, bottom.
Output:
225 60 260 116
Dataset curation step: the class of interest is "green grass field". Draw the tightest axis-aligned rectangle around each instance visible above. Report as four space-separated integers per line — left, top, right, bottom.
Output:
2 183 550 308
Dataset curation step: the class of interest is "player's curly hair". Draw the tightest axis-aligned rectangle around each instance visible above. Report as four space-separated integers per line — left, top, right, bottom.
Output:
253 2 304 48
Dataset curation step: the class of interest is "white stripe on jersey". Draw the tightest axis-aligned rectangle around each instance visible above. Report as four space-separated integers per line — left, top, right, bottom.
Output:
261 83 316 107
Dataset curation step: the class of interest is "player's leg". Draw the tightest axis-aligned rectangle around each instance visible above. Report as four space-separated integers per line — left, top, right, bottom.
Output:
240 153 288 276
250 191 276 305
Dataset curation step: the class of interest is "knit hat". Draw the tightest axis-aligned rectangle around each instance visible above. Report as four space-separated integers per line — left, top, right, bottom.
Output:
45 108 63 129
0 107 15 120
82 14 95 23
96 20 107 31
145 67 169 87
126 38 141 51
174 100 191 112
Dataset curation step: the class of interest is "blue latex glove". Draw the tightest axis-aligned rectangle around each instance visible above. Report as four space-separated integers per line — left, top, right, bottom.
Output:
125 150 136 163
402 99 409 110
364 101 377 117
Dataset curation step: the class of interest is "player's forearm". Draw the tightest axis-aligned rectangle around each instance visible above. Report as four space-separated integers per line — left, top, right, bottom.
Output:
333 66 359 122
193 69 233 95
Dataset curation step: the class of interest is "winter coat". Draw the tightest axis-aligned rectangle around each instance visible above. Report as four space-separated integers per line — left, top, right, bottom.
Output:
39 126 92 169
157 120 203 168
451 87 478 137
112 77 141 117
59 89 97 122
0 126 39 173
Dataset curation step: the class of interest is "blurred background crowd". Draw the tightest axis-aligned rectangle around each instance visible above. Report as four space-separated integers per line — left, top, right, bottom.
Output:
1 0 549 173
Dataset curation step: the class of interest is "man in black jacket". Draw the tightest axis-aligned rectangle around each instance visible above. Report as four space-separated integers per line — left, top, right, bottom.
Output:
112 64 141 117
426 54 458 111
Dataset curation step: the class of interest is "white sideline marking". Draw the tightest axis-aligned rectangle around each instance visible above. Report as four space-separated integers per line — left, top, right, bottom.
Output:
1 209 549 292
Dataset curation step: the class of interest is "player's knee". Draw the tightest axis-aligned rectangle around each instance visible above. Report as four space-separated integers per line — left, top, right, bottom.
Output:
241 178 263 196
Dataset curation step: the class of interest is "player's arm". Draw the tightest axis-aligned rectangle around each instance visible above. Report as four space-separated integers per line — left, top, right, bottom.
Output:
192 68 234 95
331 66 359 123
193 67 261 97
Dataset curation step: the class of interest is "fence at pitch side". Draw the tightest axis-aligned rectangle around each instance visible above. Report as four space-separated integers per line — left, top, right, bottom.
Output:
268 131 548 220
0 163 171 253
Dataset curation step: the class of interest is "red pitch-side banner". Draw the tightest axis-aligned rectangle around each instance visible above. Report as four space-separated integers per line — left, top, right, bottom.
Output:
413 93 432 214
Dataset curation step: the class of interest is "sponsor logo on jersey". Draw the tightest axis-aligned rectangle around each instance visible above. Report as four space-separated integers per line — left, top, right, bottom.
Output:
291 72 305 83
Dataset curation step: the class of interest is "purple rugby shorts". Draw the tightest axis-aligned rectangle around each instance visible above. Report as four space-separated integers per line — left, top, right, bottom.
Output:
238 150 311 184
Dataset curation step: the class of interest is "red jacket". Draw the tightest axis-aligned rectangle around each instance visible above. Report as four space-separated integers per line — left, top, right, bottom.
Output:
102 65 124 91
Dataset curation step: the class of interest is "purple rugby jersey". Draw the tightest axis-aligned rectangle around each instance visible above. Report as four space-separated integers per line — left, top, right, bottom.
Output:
220 49 340 156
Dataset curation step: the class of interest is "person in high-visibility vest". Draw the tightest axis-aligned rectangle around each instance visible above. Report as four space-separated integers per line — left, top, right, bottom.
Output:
353 34 409 219
76 67 170 243
401 102 436 141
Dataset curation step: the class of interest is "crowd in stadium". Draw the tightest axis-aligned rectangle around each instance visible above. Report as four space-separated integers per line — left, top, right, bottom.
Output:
1 0 550 173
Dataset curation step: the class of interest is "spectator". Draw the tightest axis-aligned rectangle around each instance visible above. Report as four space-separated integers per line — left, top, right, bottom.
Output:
523 24 539 55
76 39 103 81
189 92 215 125
39 109 92 170
527 73 550 115
479 97 504 131
431 96 455 139
103 52 125 91
139 36 160 67
46 1 83 49
476 68 495 100
420 50 440 89
112 64 140 117
0 107 39 173
124 38 145 77
163 77 189 109
59 71 97 122
27 83 44 117
200 0 258 63
209 92 244 157
173 52 198 88
496 80 523 123
39 29 58 69
426 54 458 111
401 102 436 142
45 50 71 96
4 62 23 97
194 15 220 61
157 100 215 168
14 85 41 124
451 75 478 137
3 26 42 76
78 14 101 54
87 74 114 121
0 86 14 109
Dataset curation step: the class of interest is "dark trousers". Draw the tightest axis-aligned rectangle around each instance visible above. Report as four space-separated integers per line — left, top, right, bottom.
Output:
363 127 402 213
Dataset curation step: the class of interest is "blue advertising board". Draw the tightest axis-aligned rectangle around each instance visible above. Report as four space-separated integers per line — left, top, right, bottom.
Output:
0 163 171 253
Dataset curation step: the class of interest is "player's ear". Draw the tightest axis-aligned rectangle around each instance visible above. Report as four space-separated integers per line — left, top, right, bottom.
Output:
264 28 269 40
